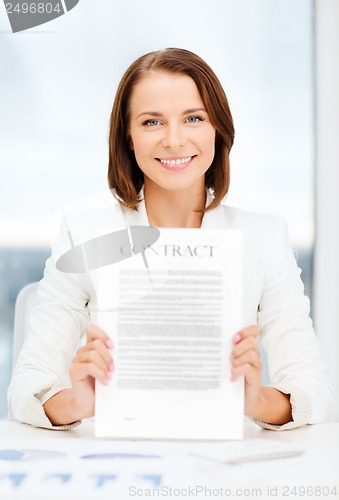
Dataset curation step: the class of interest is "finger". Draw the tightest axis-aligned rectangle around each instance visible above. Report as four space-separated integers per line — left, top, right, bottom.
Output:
87 338 114 367
76 339 113 369
73 350 114 375
86 323 114 349
232 325 260 345
231 363 262 384
231 349 262 370
70 361 109 385
232 335 259 358
73 339 114 373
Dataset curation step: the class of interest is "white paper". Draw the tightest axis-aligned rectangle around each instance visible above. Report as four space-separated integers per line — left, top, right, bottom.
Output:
93 228 244 440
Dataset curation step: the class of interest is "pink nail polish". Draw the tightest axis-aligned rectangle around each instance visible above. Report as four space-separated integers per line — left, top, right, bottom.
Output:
232 334 241 344
109 363 114 372
105 339 113 349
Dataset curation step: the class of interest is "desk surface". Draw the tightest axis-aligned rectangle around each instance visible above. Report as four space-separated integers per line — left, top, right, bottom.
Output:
2 418 339 448
0 419 338 500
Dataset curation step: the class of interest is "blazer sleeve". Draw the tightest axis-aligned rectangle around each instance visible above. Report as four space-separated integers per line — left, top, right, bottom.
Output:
7 213 90 429
254 216 335 430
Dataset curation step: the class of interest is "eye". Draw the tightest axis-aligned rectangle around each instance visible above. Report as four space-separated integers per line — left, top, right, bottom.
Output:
142 119 161 127
185 115 204 124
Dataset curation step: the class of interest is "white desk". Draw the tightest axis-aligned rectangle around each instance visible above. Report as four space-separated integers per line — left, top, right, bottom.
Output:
0 419 338 500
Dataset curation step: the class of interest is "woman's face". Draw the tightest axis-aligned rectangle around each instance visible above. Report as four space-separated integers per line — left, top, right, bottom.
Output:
128 71 216 194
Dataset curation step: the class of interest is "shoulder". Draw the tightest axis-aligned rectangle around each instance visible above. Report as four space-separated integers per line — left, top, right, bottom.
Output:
62 189 121 214
221 203 284 229
219 203 289 249
57 189 126 246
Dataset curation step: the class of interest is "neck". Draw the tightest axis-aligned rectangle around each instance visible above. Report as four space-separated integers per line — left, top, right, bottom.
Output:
143 181 206 228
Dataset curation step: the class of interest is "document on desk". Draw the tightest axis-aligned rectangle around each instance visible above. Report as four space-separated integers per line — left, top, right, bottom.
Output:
93 228 244 440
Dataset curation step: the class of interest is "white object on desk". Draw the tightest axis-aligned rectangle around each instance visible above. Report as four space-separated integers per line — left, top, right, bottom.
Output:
189 438 304 464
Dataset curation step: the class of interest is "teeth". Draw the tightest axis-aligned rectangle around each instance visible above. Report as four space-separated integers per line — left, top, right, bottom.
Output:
159 156 192 165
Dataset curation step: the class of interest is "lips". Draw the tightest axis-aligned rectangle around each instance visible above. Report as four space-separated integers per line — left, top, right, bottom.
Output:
156 155 196 170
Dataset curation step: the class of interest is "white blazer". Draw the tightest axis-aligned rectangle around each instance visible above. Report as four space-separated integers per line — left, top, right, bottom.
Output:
8 188 334 430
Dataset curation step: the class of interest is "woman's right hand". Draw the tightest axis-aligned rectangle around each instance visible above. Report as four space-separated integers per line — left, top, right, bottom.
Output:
69 323 114 418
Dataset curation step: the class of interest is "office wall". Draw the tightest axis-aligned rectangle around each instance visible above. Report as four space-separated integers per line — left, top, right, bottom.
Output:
314 0 339 420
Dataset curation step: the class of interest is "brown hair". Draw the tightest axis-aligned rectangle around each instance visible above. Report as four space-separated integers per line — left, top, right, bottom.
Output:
108 48 235 212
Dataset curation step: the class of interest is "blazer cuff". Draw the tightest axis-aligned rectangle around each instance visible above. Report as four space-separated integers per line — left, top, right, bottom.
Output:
249 384 312 431
12 383 81 430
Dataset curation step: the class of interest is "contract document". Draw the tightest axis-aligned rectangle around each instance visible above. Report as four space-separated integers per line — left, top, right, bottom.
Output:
93 228 244 440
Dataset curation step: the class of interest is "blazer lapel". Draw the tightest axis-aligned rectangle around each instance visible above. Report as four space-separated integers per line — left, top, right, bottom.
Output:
122 186 150 227
201 190 226 229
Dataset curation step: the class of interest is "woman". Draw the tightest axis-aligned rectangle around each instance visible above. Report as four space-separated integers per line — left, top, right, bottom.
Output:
8 48 334 430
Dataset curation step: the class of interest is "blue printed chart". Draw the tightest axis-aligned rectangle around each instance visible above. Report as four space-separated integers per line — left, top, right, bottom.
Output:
0 437 196 499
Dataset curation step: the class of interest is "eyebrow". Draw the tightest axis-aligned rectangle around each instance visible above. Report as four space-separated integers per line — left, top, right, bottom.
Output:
136 108 207 119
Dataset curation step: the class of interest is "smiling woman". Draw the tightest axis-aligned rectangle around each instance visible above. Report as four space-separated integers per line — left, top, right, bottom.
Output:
8 47 334 432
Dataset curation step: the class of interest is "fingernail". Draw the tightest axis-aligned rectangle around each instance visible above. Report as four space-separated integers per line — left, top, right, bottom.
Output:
105 339 113 349
230 376 236 382
106 372 112 380
232 334 241 344
103 377 109 385
109 363 114 372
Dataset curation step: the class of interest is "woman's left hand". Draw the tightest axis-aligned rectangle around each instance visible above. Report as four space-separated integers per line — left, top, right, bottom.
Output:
230 325 263 418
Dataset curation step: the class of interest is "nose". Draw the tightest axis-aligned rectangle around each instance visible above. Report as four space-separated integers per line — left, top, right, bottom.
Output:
162 123 186 150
